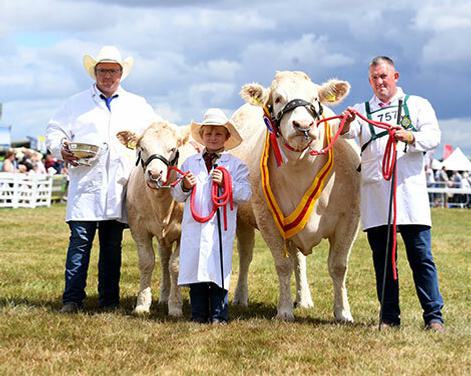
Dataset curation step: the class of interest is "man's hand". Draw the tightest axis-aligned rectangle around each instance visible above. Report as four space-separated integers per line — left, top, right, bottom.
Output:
340 107 356 135
182 171 197 191
211 169 224 186
395 130 415 144
61 141 79 166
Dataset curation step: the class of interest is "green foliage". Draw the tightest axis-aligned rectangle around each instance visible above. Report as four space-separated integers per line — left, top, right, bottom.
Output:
0 206 470 375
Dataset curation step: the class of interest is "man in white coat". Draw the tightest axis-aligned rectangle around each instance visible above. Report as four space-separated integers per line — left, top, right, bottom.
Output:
341 56 445 332
46 46 157 313
172 108 251 324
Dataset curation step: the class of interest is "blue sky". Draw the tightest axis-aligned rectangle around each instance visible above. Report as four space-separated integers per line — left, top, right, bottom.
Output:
1 0 470 158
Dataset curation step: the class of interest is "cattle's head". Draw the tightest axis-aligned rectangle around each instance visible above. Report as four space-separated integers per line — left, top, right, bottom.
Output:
241 71 350 152
117 121 188 189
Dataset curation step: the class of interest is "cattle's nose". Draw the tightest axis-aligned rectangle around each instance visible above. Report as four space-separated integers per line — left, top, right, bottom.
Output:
148 169 162 181
292 119 314 131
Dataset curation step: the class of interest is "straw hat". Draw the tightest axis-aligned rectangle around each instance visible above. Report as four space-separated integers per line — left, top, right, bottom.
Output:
83 45 134 80
191 108 242 150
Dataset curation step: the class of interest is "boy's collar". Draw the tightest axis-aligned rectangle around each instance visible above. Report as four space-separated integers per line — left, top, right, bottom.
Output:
203 147 224 156
197 149 228 161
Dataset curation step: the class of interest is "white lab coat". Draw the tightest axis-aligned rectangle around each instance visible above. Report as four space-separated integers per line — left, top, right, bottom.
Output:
172 152 252 290
46 85 157 222
343 88 441 230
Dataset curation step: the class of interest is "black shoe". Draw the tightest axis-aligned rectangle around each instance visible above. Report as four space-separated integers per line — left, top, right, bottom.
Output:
191 317 209 324
98 304 119 313
60 302 81 314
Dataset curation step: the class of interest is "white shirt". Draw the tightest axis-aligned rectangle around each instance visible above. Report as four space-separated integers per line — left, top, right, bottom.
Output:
46 84 157 222
343 87 441 230
172 152 251 289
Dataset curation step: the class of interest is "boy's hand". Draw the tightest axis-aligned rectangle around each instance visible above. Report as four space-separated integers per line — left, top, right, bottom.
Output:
211 169 224 186
182 172 197 190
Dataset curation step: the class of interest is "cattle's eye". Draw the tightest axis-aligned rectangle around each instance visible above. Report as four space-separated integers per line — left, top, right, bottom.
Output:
274 96 282 104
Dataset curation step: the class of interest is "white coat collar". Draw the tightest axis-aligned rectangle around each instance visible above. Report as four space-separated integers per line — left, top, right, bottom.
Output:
370 87 405 110
90 84 125 105
195 150 231 163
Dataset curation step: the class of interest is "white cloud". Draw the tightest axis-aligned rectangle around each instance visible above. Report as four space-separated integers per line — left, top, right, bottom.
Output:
188 82 235 108
239 34 354 85
411 1 471 65
152 104 183 125
193 60 241 81
413 2 471 32
3 99 63 139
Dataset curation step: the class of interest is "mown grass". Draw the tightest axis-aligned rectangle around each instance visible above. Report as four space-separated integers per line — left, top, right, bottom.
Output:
0 205 470 375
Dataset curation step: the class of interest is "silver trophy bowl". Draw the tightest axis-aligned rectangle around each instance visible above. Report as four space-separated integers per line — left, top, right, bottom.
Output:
68 142 100 166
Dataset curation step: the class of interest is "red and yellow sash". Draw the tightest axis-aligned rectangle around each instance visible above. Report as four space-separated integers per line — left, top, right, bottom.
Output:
260 122 334 239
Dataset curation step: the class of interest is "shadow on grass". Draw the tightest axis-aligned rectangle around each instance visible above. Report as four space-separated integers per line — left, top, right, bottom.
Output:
0 295 371 329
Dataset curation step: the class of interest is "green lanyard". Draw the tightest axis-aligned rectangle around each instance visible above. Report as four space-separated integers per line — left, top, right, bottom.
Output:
360 95 413 153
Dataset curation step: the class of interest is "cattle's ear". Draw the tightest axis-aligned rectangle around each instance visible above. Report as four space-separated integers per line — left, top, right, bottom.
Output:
240 83 269 107
116 130 139 149
318 79 351 106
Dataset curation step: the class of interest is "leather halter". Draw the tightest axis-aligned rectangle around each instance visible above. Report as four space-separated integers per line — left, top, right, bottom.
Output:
136 149 180 170
270 98 324 152
273 98 323 127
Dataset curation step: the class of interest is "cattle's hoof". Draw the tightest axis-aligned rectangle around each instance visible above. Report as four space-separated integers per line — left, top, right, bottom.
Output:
334 309 354 323
168 307 183 317
294 299 314 309
232 295 248 307
275 311 295 321
232 299 248 307
133 305 151 316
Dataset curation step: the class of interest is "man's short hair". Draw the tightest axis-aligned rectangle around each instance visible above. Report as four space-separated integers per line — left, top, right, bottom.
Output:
369 56 395 68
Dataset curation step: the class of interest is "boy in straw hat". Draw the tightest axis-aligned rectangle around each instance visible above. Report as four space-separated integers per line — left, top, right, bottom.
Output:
172 108 251 324
46 46 157 313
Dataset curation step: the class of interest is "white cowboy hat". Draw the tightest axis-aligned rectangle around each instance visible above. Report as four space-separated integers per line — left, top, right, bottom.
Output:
191 108 242 150
83 45 134 80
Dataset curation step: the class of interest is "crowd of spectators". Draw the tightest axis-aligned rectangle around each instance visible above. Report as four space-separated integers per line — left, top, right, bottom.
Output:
0 148 67 175
426 166 471 207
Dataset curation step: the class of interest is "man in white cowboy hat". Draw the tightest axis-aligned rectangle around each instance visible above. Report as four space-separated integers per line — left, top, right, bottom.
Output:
172 108 251 324
46 45 157 313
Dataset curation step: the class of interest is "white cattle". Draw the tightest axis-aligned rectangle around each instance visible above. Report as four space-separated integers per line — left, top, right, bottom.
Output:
118 121 198 316
230 71 361 321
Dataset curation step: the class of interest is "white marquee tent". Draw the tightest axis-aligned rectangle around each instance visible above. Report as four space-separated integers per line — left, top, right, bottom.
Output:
442 147 471 171
431 158 443 170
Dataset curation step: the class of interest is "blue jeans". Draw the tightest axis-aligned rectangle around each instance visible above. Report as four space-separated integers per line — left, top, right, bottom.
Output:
367 224 444 326
63 220 125 307
189 282 228 322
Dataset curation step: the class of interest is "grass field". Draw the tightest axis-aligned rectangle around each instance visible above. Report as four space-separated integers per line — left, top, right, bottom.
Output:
0 205 470 375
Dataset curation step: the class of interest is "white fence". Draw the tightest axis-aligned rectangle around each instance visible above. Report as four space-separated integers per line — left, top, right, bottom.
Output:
428 186 471 208
0 173 53 208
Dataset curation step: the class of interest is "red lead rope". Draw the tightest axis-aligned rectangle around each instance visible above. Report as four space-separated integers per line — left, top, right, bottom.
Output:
190 167 233 230
314 111 400 181
165 165 234 231
315 111 400 280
